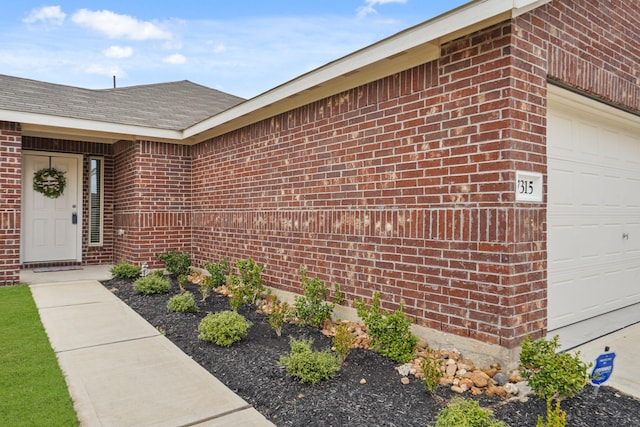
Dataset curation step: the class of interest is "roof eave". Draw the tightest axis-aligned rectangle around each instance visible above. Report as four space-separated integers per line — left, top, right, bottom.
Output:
5 110 184 144
183 0 551 144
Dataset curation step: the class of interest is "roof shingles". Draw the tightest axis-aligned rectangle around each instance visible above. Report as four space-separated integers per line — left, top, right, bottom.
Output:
0 74 244 131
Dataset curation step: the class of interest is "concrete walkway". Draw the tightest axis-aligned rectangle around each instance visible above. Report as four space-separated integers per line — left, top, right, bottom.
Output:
571 322 640 399
24 266 274 427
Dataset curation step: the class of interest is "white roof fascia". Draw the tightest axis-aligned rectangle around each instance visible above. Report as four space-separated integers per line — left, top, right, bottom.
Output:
513 0 552 17
184 0 550 142
2 109 183 143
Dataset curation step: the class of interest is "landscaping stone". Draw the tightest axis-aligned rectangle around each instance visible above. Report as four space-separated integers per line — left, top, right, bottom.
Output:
468 370 491 388
493 372 508 386
396 363 412 377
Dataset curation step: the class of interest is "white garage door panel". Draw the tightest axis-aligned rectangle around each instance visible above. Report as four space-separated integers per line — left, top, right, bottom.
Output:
548 88 640 336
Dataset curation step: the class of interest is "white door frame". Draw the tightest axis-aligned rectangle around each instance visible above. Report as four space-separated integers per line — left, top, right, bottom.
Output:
21 151 84 264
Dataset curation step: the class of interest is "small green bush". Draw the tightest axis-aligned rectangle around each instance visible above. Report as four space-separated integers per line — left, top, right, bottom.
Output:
430 397 508 427
132 275 170 295
167 291 198 313
355 291 417 363
421 351 443 394
110 262 141 279
227 275 245 311
536 397 567 427
204 257 230 288
177 274 188 293
197 311 252 347
294 266 334 327
279 337 340 384
520 335 590 401
236 258 265 304
198 277 214 302
333 283 345 304
268 301 290 337
156 250 192 277
332 323 354 363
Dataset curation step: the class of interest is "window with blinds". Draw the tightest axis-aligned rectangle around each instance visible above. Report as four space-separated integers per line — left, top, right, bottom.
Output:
89 157 103 245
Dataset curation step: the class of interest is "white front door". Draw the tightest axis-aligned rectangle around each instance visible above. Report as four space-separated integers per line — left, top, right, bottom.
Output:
22 152 82 263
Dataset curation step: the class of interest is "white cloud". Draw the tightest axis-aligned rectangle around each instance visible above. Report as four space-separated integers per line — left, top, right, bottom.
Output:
163 53 186 64
23 6 66 25
357 0 407 18
103 46 133 58
72 9 172 40
84 64 127 78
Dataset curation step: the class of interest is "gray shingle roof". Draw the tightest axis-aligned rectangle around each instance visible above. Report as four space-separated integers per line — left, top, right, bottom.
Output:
0 74 245 131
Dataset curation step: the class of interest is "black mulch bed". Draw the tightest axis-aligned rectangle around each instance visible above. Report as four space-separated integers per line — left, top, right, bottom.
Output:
102 277 640 427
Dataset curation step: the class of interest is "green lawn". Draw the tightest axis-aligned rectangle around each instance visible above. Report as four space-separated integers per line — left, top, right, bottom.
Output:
0 285 79 427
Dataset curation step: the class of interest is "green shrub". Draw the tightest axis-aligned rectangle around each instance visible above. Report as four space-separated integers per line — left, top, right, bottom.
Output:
236 258 265 304
430 397 508 427
333 283 345 304
421 351 443 394
519 335 590 401
110 262 141 279
332 323 354 363
132 275 170 295
198 277 214 302
268 301 290 337
279 337 340 384
536 397 567 427
228 275 245 311
294 266 334 327
197 311 252 347
156 250 192 277
204 257 230 288
355 291 417 363
167 291 198 313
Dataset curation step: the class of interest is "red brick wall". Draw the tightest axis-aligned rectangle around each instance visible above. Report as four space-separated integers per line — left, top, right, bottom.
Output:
531 0 640 113
189 0 638 349
22 137 115 266
113 140 192 266
0 122 22 284
190 19 551 349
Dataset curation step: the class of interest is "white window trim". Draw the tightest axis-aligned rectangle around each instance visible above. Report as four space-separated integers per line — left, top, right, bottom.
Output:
89 156 104 246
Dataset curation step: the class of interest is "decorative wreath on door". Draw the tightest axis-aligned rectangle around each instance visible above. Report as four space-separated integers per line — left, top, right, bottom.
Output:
33 167 67 199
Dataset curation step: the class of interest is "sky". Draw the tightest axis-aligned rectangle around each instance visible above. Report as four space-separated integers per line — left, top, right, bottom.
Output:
1 1 469 99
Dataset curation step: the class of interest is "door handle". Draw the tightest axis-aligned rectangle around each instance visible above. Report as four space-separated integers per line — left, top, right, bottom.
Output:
72 212 78 224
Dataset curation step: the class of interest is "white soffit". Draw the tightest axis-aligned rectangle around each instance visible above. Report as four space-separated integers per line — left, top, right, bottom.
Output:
8 110 183 144
184 0 551 143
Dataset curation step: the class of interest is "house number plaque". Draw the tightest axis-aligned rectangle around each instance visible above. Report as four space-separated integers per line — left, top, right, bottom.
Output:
515 170 543 202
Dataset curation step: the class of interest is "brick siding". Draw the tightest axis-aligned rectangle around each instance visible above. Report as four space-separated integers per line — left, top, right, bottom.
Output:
187 0 638 349
0 122 21 284
113 140 192 266
532 0 640 113
189 20 547 348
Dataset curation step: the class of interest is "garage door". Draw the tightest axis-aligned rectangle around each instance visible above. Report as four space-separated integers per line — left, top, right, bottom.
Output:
547 86 640 345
